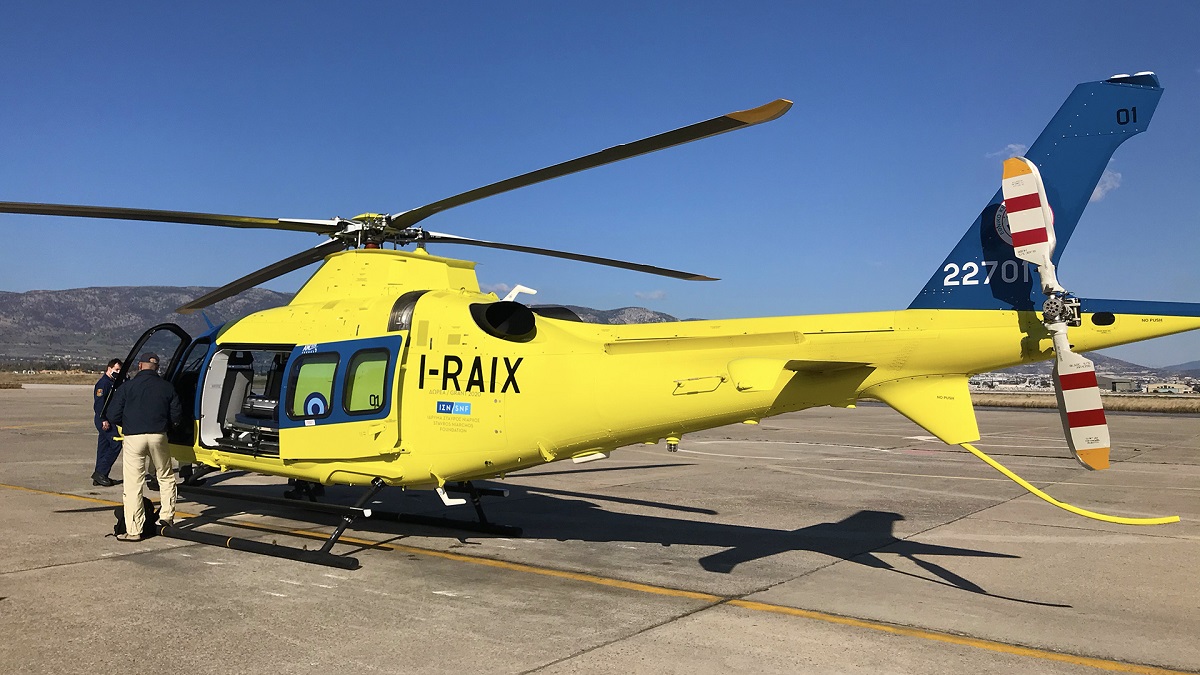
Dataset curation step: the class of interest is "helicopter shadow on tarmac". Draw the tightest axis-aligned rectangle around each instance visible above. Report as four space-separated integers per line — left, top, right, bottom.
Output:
174 474 1065 608
487 485 1066 608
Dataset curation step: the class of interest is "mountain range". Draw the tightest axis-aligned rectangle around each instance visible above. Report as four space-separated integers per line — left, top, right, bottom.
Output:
1 286 1195 378
993 351 1198 379
0 287 676 368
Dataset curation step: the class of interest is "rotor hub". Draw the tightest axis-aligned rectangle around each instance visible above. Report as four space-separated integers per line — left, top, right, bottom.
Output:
335 214 393 248
1042 294 1081 327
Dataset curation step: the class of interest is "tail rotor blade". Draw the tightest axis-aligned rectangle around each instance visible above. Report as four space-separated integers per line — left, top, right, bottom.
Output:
1001 157 1108 470
1050 328 1111 470
1001 157 1064 295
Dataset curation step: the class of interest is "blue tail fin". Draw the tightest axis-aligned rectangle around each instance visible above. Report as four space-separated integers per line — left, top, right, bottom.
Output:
909 73 1163 311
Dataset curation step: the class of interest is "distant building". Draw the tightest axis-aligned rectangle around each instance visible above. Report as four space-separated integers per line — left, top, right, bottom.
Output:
1144 382 1194 394
1097 375 1136 392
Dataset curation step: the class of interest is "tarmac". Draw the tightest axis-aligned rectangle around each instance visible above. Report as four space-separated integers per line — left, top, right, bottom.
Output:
1 384 1198 674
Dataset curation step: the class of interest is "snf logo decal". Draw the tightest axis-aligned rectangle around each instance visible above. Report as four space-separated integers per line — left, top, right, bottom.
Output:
436 401 472 415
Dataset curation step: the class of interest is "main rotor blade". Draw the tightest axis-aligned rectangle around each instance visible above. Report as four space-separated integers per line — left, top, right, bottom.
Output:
421 231 717 281
0 201 339 234
389 99 793 229
176 239 347 314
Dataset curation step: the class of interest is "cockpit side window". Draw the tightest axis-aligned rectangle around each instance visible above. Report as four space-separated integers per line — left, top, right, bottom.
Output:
286 353 339 420
343 348 390 415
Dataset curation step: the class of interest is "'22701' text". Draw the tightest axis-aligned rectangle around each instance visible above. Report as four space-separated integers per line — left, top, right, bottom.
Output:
942 260 1032 286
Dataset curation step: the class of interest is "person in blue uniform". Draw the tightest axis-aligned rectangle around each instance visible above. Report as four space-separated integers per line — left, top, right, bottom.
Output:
92 359 122 486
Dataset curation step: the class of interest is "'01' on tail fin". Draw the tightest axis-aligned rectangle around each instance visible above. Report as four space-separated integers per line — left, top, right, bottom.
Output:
909 73 1162 312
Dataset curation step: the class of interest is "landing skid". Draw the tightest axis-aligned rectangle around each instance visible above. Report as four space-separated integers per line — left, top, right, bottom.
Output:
165 479 520 568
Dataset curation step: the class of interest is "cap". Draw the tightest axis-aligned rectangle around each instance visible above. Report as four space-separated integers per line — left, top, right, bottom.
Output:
138 352 159 365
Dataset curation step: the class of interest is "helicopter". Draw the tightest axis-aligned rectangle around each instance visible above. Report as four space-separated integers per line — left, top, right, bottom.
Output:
2 71 1198 568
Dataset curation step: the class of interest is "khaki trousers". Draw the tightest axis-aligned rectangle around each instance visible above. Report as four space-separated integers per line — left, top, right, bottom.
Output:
121 433 178 535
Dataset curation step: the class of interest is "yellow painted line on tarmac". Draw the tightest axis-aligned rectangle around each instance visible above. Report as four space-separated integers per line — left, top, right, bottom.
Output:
0 481 131 507
729 600 1187 675
382 543 722 601
0 422 88 431
0 481 204 516
1 481 1191 674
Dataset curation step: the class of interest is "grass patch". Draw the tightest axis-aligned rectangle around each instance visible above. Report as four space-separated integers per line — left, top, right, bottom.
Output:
0 371 98 386
972 391 1200 414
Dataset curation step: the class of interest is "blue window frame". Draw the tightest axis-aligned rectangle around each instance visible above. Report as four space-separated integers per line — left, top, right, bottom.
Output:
343 348 391 416
286 352 339 421
278 336 402 429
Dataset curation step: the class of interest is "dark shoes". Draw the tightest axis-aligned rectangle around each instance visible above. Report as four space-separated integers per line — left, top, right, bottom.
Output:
91 472 157 489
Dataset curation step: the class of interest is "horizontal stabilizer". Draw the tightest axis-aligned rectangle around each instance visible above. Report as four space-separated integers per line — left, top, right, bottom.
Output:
864 375 979 445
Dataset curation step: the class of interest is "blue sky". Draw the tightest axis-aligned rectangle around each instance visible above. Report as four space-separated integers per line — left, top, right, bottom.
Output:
2 2 1198 366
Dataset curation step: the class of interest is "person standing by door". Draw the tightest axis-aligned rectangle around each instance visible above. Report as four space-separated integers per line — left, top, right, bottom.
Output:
91 359 122 486
107 352 183 541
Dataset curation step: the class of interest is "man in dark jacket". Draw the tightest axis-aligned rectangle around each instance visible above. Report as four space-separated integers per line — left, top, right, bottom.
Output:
92 359 122 486
108 352 183 541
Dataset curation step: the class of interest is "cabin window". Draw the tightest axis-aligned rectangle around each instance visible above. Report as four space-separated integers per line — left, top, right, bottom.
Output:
343 348 390 415
287 353 339 420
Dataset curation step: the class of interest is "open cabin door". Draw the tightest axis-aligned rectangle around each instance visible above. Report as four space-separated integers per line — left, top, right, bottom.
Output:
106 321 190 425
277 336 404 461
105 323 210 456
116 323 191 387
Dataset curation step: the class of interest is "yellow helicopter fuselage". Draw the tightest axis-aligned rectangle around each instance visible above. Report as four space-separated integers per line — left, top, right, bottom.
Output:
169 248 1200 491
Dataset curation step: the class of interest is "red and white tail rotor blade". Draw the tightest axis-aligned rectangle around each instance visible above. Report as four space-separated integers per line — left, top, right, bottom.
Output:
1000 157 1109 470
1050 329 1111 470
1001 157 1064 295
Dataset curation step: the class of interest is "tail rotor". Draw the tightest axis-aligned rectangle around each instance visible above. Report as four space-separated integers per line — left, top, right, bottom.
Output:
1001 157 1110 470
